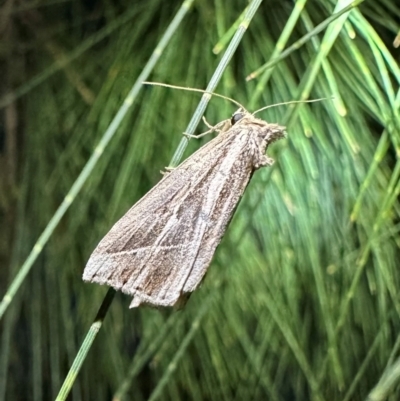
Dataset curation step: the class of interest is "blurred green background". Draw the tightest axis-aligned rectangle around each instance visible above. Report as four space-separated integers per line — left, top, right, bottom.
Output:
1 0 400 400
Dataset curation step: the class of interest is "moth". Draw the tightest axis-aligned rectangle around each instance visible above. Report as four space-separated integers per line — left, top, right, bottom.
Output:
83 107 286 308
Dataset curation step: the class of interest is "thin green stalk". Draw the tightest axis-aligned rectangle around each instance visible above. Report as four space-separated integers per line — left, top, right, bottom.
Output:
55 288 116 401
351 131 390 221
168 0 264 168
246 0 365 81
0 0 194 320
300 10 346 116
212 5 248 55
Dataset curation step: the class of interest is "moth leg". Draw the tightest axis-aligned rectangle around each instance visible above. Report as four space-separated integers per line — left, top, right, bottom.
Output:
160 166 175 175
183 118 230 139
255 155 275 169
202 116 215 130
183 129 213 139
203 117 231 134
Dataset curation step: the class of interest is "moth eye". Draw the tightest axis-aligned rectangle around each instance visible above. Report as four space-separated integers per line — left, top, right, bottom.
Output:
231 113 245 125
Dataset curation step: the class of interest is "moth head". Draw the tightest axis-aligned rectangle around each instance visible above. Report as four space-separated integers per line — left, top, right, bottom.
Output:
230 108 252 125
230 108 286 143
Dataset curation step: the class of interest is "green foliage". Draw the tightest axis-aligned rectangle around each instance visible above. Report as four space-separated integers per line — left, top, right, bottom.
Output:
1 0 399 400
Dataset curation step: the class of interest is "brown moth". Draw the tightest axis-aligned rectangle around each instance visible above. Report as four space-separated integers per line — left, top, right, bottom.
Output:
83 108 286 308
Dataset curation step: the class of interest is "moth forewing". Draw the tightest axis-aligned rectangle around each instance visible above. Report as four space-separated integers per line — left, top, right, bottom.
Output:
83 110 286 308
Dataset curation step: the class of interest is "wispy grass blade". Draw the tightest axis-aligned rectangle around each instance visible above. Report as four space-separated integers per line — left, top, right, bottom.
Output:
249 0 308 109
246 0 365 81
55 289 115 401
212 5 249 55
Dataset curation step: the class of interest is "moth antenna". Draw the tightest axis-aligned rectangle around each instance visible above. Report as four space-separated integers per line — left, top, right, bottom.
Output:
253 97 334 116
143 81 248 112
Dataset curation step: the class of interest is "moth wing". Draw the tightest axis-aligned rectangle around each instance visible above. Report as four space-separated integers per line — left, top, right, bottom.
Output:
83 128 254 307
